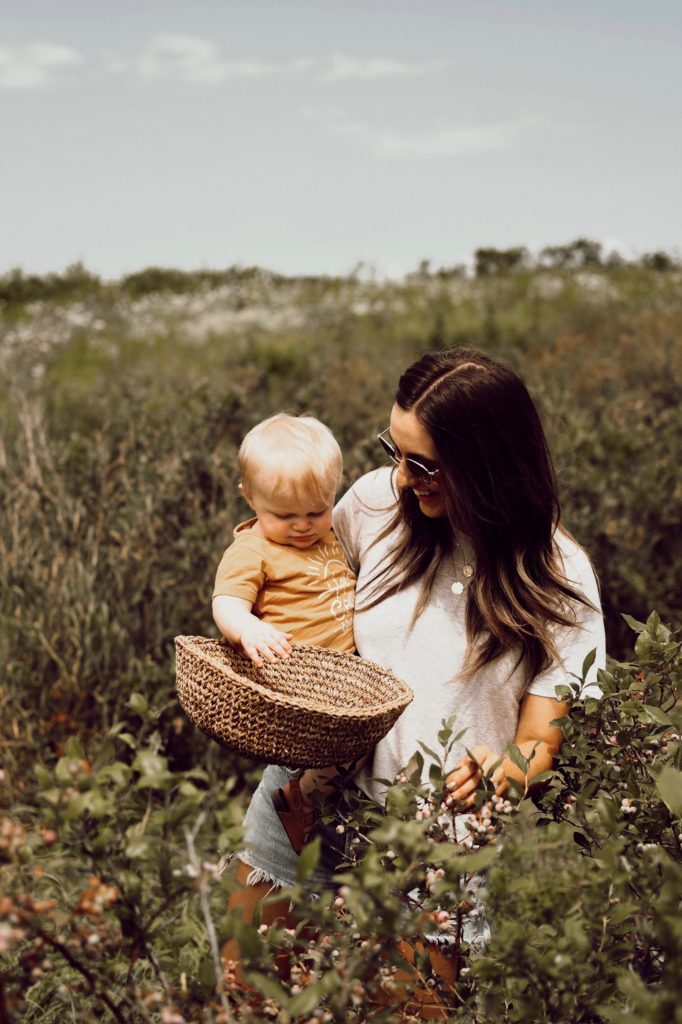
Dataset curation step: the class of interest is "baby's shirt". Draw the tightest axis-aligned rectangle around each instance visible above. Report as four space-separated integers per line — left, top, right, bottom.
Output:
213 519 355 652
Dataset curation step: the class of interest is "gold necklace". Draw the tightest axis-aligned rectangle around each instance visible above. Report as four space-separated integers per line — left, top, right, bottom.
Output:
450 542 474 595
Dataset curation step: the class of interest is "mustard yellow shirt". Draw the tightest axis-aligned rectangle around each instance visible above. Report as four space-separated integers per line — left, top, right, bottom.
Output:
213 519 355 652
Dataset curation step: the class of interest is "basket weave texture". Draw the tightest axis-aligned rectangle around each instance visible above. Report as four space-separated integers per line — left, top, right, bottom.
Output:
175 635 413 768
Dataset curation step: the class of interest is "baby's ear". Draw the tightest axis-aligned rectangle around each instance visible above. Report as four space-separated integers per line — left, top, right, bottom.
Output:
238 482 253 506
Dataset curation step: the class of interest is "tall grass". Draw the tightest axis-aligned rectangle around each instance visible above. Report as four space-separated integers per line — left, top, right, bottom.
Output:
1 261 681 776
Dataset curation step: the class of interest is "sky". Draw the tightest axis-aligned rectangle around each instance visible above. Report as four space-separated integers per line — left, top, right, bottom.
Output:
1 0 681 279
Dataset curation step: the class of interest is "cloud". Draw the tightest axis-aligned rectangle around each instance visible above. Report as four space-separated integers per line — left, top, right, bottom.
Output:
374 121 528 158
0 35 444 90
135 34 277 83
318 53 435 81
134 36 439 83
0 42 82 89
320 113 537 159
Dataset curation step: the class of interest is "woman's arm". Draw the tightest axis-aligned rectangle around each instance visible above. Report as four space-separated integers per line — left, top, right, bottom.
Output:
445 693 568 805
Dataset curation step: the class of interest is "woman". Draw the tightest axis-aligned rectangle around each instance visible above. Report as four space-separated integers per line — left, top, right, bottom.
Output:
337 347 604 809
224 348 605 981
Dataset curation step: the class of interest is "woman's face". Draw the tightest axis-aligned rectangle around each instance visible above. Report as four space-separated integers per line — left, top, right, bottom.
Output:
388 404 446 518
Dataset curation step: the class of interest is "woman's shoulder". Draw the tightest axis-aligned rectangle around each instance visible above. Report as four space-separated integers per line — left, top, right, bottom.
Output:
342 466 397 506
333 468 398 560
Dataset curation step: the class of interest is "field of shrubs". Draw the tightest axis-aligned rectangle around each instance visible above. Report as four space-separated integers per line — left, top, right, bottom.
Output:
1 242 681 1022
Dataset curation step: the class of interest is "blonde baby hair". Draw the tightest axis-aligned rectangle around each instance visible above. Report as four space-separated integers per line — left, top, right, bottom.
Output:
238 413 343 505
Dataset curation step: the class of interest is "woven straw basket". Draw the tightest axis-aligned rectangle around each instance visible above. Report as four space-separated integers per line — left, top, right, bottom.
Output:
175 635 413 768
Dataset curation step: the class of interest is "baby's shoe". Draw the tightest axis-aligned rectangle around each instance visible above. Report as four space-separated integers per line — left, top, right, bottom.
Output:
272 776 318 854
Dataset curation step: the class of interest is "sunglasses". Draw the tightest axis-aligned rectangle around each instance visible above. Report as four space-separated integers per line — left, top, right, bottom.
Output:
377 429 440 484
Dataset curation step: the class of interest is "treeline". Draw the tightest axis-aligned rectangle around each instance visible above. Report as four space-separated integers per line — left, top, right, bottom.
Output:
1 238 679 307
0 262 287 307
466 238 678 278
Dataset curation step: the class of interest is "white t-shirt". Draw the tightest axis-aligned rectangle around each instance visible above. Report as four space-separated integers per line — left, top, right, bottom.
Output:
333 468 605 804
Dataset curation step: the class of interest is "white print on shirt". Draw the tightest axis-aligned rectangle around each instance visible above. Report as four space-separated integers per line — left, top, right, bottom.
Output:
304 541 355 635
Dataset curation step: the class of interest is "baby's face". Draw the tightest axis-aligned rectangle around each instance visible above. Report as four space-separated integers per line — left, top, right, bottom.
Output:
246 485 334 549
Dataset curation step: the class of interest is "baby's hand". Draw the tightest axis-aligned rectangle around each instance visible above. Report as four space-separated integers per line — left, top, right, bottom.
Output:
239 620 293 667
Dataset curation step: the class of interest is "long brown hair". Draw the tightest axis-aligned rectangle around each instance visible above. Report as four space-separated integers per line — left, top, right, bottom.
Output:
360 348 595 683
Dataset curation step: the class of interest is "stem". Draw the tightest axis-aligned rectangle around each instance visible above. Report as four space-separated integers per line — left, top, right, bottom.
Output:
184 820 236 1024
453 905 462 984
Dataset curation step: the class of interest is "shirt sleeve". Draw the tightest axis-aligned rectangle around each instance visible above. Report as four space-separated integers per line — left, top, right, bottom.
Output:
333 485 363 575
212 539 267 604
333 468 395 575
527 539 606 700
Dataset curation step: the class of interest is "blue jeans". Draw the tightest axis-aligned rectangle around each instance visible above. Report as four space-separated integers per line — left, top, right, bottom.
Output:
239 764 355 892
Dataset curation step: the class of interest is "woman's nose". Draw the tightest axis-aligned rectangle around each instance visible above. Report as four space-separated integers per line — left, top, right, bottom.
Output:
396 460 417 489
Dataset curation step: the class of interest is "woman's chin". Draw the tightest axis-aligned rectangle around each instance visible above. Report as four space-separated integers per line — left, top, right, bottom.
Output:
415 493 445 518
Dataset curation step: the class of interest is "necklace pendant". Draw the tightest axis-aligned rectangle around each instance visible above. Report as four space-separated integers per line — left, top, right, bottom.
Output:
462 564 474 578
451 581 464 595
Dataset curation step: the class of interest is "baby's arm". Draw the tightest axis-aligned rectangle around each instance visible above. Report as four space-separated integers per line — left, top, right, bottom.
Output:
212 595 293 667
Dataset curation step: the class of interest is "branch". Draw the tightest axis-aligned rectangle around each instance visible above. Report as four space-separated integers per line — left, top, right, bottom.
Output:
183 821 236 1024
34 931 129 1024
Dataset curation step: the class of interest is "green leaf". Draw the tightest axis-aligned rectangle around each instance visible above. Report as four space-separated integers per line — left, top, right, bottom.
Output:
96 762 132 788
63 792 88 821
55 757 75 783
296 835 321 883
581 648 597 679
507 743 529 774
132 750 172 789
621 613 647 632
128 692 149 716
289 983 323 1016
417 741 440 761
116 732 139 749
529 769 555 786
654 765 682 817
609 901 638 925
406 751 424 784
125 835 153 859
64 736 85 759
247 971 289 1006
641 704 674 726
573 830 591 850
34 765 52 786
448 845 498 872
197 955 216 992
232 920 262 960
85 791 115 818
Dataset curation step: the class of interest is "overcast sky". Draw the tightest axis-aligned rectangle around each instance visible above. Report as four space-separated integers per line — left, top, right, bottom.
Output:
2 0 681 279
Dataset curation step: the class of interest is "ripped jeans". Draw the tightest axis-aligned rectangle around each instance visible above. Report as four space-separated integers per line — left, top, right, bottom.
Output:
239 764 355 892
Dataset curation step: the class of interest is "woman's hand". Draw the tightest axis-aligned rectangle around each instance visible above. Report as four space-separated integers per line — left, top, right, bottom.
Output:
445 745 506 806
444 695 570 807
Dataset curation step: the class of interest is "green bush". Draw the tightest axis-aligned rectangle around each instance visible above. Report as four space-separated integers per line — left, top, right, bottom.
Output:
1 615 680 1022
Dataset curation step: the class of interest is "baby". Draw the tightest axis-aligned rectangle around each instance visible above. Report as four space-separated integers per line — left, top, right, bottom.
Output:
212 413 358 853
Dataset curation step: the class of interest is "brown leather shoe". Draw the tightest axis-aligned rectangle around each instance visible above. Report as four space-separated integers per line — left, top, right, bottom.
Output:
272 777 318 854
